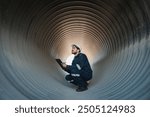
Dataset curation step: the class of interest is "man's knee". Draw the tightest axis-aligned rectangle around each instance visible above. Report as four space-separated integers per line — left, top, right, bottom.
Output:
65 75 72 81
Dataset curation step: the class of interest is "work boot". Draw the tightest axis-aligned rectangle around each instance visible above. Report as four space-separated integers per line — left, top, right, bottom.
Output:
76 86 88 92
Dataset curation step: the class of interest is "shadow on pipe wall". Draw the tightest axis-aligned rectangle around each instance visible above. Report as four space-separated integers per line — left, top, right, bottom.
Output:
0 0 150 99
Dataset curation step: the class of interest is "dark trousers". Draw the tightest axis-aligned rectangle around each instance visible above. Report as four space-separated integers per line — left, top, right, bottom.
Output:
65 75 87 87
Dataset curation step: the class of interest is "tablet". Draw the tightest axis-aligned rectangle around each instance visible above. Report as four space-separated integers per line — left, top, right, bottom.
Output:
55 59 64 69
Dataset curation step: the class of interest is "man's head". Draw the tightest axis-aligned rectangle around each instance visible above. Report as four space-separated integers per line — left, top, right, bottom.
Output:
71 44 81 55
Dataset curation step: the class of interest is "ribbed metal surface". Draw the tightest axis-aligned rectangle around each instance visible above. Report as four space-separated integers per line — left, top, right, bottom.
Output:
0 0 150 99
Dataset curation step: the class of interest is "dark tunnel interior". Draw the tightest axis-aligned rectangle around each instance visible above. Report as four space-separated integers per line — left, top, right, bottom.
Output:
0 0 150 99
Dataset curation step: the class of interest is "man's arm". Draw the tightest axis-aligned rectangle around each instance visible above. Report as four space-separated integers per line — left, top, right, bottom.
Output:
62 63 80 74
61 63 72 73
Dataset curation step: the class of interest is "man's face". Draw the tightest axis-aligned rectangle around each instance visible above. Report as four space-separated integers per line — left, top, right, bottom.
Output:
71 46 79 54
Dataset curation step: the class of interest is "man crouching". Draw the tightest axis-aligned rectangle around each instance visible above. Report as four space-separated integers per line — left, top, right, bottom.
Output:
62 44 93 92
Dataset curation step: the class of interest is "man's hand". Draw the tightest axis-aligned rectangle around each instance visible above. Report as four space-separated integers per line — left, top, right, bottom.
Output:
62 63 67 68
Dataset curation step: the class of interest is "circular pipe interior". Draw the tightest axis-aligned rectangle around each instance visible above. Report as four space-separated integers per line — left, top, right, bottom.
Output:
0 0 150 99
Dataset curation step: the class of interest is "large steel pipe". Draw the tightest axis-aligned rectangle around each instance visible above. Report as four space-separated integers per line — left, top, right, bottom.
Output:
0 0 150 99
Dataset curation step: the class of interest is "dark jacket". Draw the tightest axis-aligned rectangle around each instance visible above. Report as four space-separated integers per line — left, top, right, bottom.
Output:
65 53 93 81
